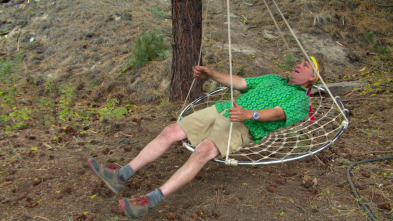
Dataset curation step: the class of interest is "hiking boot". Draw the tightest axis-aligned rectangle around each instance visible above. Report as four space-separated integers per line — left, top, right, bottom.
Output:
119 196 151 218
88 158 125 194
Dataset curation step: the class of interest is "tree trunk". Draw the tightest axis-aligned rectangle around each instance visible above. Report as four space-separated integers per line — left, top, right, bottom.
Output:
170 0 203 101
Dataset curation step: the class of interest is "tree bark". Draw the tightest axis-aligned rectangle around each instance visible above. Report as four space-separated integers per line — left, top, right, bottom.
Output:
170 0 203 101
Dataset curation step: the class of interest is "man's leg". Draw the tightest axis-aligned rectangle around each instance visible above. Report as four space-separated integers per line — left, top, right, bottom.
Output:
128 124 187 171
119 139 220 218
88 124 187 194
160 139 219 196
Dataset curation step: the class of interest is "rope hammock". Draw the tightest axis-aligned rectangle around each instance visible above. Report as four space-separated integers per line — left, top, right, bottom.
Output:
177 0 349 166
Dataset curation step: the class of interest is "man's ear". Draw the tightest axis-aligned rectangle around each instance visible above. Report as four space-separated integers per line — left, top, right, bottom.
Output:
309 74 317 82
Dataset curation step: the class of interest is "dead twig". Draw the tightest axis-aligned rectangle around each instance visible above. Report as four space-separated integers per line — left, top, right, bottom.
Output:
85 129 100 134
0 181 13 188
314 155 326 167
119 132 133 137
22 0 30 10
375 2 393 7
342 97 387 102
43 143 53 150
34 216 51 221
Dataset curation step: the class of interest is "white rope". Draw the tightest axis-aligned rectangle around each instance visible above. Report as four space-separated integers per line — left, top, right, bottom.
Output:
225 0 235 162
262 0 291 53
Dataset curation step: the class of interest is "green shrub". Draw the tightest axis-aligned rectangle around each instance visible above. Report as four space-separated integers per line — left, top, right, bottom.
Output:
119 30 169 76
366 32 392 61
59 84 75 120
279 53 296 71
151 8 168 19
366 32 375 43
98 98 127 120
36 97 56 125
0 58 13 84
0 52 23 105
2 107 32 131
44 77 59 98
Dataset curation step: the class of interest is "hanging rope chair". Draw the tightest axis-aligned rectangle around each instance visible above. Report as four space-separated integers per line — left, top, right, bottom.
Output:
177 0 349 166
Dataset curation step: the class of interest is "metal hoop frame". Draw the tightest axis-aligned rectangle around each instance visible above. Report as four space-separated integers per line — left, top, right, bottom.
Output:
177 86 349 166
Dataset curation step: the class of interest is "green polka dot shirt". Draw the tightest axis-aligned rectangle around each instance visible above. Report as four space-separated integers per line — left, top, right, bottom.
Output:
215 74 310 143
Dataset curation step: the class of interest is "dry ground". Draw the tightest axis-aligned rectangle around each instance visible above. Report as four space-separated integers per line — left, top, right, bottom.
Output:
1 0 392 220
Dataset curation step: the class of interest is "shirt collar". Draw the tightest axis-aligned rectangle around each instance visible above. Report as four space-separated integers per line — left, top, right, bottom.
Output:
283 78 308 92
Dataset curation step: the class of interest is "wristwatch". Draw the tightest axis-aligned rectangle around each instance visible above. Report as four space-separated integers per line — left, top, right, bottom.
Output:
252 110 259 121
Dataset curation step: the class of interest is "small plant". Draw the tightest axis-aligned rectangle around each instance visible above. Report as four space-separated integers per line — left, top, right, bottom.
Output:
279 53 296 72
118 29 169 76
44 77 59 98
153 90 169 106
0 51 23 85
59 84 75 121
151 8 168 19
336 157 353 166
0 88 16 106
39 77 60 124
35 97 56 125
75 109 96 123
3 107 32 131
0 51 24 105
98 98 127 120
87 80 98 89
0 52 29 131
0 57 13 84
366 32 375 43
366 32 393 61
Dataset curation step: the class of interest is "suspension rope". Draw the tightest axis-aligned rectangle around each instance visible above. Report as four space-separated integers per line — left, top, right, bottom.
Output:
225 0 235 162
262 0 291 53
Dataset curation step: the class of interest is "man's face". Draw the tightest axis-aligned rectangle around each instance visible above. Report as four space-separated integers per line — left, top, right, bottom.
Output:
288 58 316 86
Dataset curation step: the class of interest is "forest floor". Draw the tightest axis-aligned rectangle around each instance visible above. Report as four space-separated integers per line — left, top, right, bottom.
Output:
0 0 393 220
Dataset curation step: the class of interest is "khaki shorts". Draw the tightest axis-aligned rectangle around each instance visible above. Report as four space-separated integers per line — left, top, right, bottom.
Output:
177 106 254 157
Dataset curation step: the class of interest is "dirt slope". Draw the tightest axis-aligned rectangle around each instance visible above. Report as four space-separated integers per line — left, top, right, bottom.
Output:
0 0 392 220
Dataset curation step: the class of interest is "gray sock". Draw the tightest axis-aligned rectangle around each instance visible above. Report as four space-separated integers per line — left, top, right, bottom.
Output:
118 164 134 182
146 188 164 208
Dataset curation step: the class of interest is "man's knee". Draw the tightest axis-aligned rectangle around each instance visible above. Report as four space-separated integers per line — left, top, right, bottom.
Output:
160 124 186 141
194 140 219 160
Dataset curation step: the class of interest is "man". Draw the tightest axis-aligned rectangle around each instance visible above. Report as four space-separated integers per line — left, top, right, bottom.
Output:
88 56 319 218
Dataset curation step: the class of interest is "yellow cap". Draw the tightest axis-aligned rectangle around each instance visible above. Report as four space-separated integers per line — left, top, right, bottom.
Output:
309 56 319 81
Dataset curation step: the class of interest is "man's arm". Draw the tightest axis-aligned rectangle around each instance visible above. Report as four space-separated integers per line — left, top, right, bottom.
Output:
193 66 247 91
229 102 286 122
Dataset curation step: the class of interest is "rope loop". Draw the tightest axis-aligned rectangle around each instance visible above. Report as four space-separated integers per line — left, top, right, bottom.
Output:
224 158 239 166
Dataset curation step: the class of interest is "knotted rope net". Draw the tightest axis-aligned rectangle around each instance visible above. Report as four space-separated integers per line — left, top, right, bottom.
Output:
178 86 348 166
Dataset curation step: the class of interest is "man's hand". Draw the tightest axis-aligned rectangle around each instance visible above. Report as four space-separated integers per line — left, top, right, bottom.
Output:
229 102 253 122
193 66 213 80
